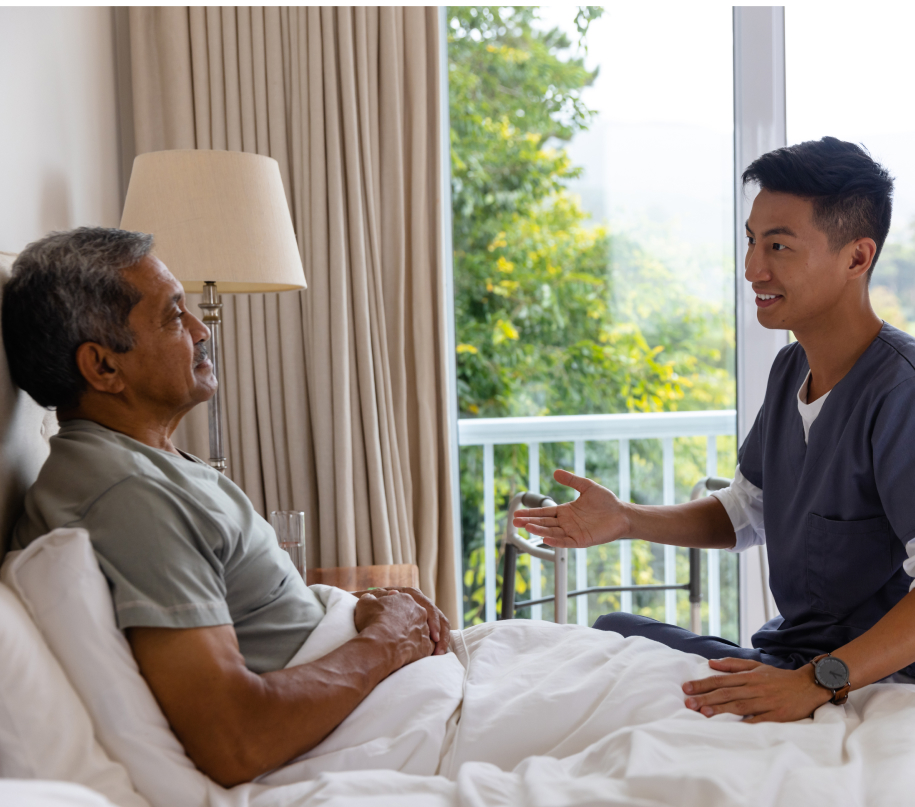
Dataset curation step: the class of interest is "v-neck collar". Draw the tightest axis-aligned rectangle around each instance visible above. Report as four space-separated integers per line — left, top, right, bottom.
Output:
796 370 830 444
799 323 889 476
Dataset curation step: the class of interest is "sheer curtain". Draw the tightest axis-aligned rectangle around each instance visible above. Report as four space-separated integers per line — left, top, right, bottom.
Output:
125 6 457 618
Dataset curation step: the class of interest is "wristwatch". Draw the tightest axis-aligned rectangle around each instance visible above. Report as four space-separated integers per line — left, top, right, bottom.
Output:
810 653 851 705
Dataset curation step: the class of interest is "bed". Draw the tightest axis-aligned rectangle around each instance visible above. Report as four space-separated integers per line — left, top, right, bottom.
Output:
3 252 915 807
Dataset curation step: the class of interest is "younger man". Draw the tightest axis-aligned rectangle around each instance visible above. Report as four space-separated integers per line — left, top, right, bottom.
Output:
515 137 915 722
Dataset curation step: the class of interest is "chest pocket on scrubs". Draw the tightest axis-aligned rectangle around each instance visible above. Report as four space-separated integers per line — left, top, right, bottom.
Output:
806 513 894 618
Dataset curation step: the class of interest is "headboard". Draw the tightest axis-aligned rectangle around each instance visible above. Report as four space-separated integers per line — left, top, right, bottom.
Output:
0 252 58 560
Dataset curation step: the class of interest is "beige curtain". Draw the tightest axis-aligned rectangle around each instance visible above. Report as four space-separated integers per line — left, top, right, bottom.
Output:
126 6 457 620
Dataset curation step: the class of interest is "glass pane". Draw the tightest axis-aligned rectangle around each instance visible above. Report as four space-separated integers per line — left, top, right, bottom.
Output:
450 7 737 639
787 7 915 333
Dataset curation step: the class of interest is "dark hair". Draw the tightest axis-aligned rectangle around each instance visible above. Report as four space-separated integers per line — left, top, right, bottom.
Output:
742 137 894 279
1 227 154 410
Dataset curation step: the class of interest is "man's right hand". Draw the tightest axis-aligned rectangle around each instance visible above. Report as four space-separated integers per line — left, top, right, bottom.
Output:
512 468 630 548
354 591 434 667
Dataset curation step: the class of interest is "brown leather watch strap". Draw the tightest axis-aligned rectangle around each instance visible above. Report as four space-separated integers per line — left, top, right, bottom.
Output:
810 653 850 704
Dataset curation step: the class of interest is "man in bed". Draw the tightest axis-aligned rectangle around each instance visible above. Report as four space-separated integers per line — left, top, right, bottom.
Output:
515 136 915 724
2 227 450 787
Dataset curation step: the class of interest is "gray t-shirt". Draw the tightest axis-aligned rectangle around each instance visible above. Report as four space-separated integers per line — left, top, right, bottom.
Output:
12 419 325 674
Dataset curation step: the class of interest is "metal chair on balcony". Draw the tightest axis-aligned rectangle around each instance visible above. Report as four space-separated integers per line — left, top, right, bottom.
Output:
499 475 732 631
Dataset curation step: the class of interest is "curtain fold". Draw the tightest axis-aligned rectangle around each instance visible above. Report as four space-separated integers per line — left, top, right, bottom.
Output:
126 6 457 619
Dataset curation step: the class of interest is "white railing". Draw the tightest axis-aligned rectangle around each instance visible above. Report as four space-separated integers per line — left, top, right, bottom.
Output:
458 410 737 629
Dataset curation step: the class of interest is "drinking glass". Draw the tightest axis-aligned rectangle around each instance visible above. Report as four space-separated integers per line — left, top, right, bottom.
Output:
270 510 306 578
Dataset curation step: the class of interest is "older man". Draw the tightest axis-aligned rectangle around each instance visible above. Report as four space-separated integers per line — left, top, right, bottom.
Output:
2 227 450 786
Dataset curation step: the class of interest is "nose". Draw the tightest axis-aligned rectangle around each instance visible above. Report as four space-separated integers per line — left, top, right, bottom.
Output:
744 243 770 285
189 310 211 343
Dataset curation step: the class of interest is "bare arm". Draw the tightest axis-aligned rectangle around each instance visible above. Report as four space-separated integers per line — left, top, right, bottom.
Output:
833 587 915 685
128 592 433 787
513 469 736 550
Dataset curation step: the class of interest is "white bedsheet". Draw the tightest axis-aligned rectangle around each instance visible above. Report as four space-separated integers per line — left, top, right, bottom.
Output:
257 586 465 782
215 591 915 807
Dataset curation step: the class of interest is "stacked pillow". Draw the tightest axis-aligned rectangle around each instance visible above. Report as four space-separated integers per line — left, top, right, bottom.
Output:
1 529 215 807
0 578 147 807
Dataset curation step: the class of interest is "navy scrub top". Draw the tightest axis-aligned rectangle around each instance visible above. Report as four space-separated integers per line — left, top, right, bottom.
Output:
739 323 915 669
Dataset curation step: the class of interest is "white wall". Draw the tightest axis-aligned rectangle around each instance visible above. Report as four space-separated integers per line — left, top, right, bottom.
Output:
0 7 122 254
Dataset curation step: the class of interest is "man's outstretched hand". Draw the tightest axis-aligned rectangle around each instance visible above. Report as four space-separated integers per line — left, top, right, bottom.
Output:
683 658 832 722
512 469 630 549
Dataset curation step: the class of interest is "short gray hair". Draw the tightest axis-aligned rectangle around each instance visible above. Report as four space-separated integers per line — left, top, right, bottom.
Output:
1 227 154 409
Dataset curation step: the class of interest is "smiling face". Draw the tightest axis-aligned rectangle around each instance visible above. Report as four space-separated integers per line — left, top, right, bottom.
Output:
744 189 875 335
114 255 216 419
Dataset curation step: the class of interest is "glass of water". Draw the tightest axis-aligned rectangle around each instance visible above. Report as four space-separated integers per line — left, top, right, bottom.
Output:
270 510 306 578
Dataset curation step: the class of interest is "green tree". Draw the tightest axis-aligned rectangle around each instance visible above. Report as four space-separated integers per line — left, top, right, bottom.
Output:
451 6 695 420
872 218 915 330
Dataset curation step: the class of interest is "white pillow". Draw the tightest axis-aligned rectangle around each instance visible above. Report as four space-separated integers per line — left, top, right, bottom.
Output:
1 529 214 807
0 581 148 807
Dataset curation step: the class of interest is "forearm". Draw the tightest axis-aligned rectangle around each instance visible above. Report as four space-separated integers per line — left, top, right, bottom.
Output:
140 625 403 786
832 588 915 690
623 495 736 550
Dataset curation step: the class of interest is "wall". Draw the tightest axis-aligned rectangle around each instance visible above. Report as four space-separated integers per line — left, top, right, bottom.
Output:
0 7 122 254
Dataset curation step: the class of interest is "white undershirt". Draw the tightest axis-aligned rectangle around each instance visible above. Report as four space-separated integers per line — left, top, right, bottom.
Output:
711 370 915 590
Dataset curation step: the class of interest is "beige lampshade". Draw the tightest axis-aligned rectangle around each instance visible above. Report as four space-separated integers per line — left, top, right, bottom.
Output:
120 150 306 293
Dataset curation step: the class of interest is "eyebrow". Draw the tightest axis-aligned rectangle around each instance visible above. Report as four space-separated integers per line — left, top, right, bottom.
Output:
745 221 798 239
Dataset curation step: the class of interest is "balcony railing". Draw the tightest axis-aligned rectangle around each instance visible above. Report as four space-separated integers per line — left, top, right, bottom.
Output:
458 410 737 629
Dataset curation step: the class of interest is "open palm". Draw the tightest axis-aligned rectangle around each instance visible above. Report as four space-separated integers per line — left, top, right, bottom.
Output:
511 469 629 548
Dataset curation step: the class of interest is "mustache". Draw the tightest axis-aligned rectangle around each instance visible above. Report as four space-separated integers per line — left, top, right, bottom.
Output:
193 342 209 366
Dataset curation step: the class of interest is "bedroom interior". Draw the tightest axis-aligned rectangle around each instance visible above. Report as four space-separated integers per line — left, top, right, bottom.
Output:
0 4 458 614
2 4 915 806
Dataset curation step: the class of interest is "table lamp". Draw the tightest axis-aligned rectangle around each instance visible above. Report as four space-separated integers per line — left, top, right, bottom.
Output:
120 150 307 472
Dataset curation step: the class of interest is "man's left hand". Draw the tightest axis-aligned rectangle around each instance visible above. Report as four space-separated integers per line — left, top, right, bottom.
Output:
683 658 833 723
351 587 451 655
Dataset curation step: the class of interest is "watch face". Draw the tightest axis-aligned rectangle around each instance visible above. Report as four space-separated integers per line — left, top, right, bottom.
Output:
815 656 849 689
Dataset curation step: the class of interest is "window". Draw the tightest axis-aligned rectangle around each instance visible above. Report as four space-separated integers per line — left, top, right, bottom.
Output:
449 7 738 638
787 6 915 334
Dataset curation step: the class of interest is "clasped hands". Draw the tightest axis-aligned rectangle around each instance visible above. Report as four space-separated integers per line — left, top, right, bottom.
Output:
352 586 451 658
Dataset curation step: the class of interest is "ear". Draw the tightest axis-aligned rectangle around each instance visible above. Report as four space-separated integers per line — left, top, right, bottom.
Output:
846 237 878 282
74 342 126 395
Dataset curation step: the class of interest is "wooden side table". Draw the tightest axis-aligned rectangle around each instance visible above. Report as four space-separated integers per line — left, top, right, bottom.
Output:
306 563 420 592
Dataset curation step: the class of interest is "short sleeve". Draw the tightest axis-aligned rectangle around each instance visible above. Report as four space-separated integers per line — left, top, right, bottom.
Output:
75 476 232 630
737 402 765 490
873 378 915 546
710 465 766 552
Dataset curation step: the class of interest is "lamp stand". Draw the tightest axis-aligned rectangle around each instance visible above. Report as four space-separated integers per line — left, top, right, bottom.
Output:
199 282 227 472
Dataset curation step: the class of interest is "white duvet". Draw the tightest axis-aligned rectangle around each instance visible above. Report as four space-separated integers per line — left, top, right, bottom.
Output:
206 588 915 807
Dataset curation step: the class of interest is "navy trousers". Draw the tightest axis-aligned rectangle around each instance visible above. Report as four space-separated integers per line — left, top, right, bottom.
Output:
591 612 807 670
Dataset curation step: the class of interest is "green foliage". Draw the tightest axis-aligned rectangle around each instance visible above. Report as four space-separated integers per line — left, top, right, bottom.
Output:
449 7 737 637
872 220 915 332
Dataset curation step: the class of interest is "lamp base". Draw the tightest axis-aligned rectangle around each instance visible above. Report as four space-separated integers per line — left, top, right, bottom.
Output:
199 282 227 472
